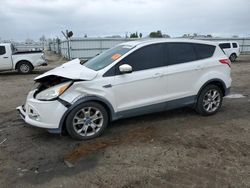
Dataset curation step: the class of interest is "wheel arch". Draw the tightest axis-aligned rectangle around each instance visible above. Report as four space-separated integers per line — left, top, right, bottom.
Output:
15 60 34 70
229 52 237 62
58 96 116 134
197 79 227 99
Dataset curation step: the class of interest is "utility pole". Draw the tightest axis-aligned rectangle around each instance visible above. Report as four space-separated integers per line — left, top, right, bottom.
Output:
61 30 73 60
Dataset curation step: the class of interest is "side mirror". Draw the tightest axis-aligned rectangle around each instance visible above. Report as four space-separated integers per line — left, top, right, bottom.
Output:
119 64 132 74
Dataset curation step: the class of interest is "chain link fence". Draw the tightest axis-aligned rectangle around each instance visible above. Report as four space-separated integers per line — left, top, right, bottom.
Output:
49 37 250 60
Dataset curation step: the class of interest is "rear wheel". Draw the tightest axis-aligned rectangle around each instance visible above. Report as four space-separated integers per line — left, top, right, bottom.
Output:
195 85 223 116
17 61 33 74
66 102 108 140
229 53 237 62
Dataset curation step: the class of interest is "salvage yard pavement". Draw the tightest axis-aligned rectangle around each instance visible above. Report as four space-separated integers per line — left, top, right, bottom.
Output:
0 52 250 188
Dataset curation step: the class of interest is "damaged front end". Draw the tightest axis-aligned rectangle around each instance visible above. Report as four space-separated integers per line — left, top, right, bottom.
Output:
16 58 98 133
16 75 75 133
33 75 74 101
32 58 98 100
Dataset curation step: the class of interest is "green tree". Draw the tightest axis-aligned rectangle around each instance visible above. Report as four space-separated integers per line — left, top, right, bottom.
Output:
149 30 163 38
130 32 139 38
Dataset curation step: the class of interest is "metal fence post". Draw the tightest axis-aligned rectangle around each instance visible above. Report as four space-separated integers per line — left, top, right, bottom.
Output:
242 38 245 53
67 39 71 60
100 40 103 52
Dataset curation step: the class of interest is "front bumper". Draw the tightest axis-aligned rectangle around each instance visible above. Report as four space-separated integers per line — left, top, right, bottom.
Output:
225 87 231 96
35 59 48 67
41 62 48 66
17 105 26 120
16 91 68 132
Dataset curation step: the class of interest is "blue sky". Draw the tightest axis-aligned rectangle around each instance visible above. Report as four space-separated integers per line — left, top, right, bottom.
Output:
0 0 250 41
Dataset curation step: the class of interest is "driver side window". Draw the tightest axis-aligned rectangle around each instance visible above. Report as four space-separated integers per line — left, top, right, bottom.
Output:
104 43 165 76
0 46 6 55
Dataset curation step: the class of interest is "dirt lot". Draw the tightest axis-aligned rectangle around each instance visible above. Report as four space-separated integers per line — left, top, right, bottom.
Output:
0 52 250 188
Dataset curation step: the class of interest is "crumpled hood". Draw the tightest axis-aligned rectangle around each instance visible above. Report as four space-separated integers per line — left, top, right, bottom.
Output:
34 58 97 81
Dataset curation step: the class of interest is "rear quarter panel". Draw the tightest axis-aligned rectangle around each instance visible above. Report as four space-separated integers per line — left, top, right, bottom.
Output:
193 62 231 95
12 53 44 68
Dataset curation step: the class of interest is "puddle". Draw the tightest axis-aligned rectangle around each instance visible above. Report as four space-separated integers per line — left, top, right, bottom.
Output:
64 126 153 165
225 94 246 99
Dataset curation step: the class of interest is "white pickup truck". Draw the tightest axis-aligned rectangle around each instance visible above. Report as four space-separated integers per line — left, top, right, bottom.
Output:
0 43 47 74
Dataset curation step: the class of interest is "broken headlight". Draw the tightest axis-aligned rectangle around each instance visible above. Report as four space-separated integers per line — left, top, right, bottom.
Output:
35 81 72 101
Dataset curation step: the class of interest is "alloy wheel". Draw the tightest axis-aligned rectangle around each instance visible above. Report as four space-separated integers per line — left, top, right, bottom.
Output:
72 107 104 137
202 89 221 113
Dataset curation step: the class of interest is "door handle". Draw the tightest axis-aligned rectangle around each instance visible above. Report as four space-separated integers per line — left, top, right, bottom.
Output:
3 57 8 59
153 73 162 78
195 65 203 71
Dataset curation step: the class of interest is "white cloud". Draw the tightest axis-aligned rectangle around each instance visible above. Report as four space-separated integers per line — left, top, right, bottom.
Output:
0 0 249 41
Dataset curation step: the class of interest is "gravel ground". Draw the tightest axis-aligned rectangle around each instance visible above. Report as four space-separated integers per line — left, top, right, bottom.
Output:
0 52 249 188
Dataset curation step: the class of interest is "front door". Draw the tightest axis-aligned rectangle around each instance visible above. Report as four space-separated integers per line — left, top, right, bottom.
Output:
0 46 11 70
111 44 167 113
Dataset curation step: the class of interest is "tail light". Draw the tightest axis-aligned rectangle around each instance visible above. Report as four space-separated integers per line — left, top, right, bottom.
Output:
219 59 231 67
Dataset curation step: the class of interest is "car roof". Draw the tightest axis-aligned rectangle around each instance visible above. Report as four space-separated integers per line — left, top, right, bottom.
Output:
217 41 238 44
0 43 11 45
119 38 218 48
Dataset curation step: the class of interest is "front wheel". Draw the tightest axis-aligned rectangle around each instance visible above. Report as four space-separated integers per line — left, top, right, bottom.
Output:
66 102 108 140
195 85 223 116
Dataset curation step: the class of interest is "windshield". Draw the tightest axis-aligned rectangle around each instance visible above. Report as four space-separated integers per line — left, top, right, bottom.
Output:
84 45 132 71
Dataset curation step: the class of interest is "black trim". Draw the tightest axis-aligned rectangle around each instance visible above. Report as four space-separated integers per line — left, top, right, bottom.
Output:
13 50 43 55
103 84 112 88
47 128 61 134
17 109 25 119
116 96 196 119
197 79 227 96
57 98 72 108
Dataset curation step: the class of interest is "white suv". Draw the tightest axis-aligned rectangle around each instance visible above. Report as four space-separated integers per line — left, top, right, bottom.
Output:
17 39 232 140
218 41 240 62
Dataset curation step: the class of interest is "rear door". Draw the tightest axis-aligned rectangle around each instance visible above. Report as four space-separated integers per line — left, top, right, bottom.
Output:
164 42 215 101
109 43 167 112
0 45 12 70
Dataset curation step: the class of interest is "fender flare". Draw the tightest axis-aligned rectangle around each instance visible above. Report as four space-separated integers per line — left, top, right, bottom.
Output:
56 95 116 133
197 78 228 99
15 60 34 70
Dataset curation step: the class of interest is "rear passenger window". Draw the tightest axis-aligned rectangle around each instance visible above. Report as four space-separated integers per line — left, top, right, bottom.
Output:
0 46 6 55
167 43 196 65
219 43 231 49
233 43 238 48
193 44 215 59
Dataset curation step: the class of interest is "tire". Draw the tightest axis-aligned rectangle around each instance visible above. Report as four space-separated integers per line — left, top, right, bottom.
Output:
66 102 109 140
229 54 237 62
195 85 223 116
17 61 33 74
